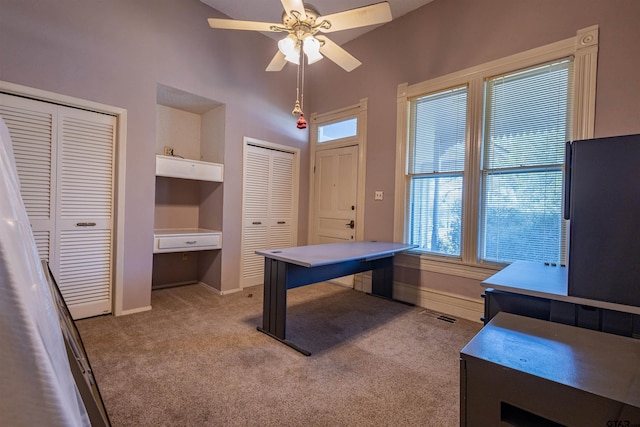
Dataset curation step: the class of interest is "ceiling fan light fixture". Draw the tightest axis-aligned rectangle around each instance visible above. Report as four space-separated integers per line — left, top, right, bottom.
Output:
278 34 300 64
303 36 323 64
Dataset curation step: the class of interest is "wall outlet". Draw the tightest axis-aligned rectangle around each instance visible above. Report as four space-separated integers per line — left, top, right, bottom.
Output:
374 190 384 201
164 146 173 156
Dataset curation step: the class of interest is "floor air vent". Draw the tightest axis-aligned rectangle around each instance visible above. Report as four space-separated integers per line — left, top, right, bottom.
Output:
420 310 458 324
437 315 457 324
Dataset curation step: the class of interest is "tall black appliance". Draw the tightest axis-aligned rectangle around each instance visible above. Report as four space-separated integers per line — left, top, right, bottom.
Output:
564 133 640 307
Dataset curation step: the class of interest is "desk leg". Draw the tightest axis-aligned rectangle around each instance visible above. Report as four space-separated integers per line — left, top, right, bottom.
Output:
257 258 311 356
371 256 394 299
259 258 286 338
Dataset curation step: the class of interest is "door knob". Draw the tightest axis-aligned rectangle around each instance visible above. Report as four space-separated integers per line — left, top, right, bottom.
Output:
346 220 355 229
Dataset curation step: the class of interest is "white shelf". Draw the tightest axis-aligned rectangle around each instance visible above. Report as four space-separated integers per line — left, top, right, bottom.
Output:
156 155 223 182
153 228 222 253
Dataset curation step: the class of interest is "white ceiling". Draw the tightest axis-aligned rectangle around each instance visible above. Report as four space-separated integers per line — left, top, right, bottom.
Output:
200 0 434 45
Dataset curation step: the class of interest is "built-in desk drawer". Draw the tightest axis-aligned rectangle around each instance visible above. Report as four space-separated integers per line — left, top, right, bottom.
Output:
153 229 222 253
156 155 223 182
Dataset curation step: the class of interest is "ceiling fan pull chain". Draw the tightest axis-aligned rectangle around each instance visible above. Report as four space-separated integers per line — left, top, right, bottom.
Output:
296 49 307 129
292 48 302 116
300 49 305 112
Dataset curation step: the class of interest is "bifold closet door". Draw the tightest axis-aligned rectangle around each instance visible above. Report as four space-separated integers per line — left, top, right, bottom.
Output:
0 94 115 319
0 96 57 263
56 108 115 319
241 144 295 288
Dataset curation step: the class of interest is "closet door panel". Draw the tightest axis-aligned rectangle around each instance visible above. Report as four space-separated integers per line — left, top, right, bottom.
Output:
269 150 294 249
241 146 271 287
57 108 115 318
0 95 57 263
270 151 293 220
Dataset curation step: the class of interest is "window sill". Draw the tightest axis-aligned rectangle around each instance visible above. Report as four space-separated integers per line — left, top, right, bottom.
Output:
394 252 504 281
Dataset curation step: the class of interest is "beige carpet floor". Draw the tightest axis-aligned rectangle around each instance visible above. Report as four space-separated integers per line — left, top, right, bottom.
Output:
77 282 482 426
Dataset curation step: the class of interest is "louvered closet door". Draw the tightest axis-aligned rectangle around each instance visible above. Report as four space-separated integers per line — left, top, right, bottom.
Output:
56 108 115 319
269 149 294 248
241 146 270 287
0 95 57 266
241 144 295 288
0 94 115 319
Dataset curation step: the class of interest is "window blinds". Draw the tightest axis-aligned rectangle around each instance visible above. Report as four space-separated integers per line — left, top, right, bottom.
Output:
480 59 573 264
408 86 467 256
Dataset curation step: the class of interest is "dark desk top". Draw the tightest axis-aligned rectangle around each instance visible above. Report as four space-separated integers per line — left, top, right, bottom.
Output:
483 260 568 295
461 312 640 408
255 241 417 268
482 261 640 315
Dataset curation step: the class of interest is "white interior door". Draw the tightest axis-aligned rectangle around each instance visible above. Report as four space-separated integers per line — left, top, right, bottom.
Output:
313 145 358 287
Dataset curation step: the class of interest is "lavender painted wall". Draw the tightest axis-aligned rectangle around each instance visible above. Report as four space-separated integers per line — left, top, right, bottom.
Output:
307 0 640 300
2 0 639 313
0 0 309 311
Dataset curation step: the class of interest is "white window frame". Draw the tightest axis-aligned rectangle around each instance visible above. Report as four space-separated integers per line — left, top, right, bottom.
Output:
394 26 598 280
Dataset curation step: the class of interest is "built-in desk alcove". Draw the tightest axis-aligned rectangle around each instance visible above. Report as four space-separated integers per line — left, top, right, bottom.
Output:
152 84 225 290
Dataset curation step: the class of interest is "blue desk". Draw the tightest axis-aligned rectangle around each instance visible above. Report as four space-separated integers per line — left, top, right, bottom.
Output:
255 241 416 355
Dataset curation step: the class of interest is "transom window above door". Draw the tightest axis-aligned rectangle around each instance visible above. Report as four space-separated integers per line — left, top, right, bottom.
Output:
317 117 358 142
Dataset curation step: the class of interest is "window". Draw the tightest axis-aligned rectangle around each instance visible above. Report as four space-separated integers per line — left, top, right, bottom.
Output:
317 117 358 142
395 26 598 277
481 60 573 264
408 87 467 256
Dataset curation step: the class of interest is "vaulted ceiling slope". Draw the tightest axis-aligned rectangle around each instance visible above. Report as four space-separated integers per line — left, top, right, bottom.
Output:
200 0 434 45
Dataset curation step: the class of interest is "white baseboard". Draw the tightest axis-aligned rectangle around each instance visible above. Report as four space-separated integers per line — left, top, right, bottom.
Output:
393 282 484 324
152 281 242 296
199 282 242 296
118 305 152 316
152 280 197 290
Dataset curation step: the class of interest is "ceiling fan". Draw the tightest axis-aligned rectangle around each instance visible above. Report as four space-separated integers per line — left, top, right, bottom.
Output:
207 0 393 72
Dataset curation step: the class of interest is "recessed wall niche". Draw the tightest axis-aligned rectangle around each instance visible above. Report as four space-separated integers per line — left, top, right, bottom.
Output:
152 83 225 290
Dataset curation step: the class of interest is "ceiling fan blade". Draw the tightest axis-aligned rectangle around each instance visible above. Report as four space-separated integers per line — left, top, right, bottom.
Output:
281 0 307 20
207 18 281 32
266 51 288 72
316 35 362 72
318 2 392 33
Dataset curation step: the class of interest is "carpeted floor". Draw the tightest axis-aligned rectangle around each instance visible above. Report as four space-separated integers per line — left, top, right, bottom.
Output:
77 282 482 426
